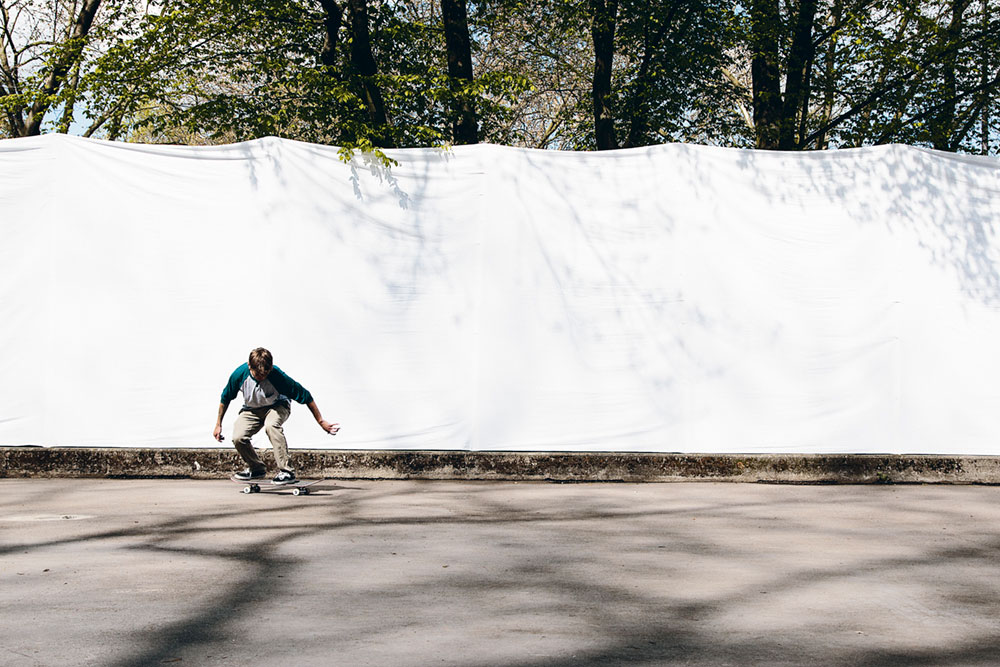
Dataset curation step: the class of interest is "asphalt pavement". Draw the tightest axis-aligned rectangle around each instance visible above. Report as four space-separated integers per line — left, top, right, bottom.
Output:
2 479 1000 666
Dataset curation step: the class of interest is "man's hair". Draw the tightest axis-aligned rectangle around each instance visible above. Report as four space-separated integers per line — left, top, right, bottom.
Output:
248 348 273 375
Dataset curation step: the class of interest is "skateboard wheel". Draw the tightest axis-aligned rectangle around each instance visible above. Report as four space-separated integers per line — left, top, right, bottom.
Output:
242 486 252 494
293 488 302 496
251 484 261 493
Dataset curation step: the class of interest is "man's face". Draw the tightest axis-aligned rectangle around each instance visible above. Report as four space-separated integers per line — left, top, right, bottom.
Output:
249 367 270 382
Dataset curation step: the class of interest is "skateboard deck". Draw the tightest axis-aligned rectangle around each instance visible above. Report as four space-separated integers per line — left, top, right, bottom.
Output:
230 477 322 496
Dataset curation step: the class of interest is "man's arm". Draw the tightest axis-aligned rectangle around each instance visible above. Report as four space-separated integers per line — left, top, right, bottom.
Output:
270 366 314 405
216 365 250 441
213 402 229 441
306 400 340 435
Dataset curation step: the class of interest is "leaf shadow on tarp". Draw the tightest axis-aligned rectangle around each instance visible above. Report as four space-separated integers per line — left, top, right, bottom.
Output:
503 143 1000 452
3 482 1000 666
233 139 474 449
348 152 412 210
212 139 1000 453
501 145 779 449
730 145 1000 309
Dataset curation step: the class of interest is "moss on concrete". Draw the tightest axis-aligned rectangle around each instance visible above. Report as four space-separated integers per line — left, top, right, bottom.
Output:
2 448 1000 483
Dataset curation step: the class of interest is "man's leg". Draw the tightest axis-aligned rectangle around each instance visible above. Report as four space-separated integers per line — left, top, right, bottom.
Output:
232 409 267 473
264 402 293 471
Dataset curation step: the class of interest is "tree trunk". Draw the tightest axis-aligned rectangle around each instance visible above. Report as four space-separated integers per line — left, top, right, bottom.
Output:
0 81 26 137
441 0 478 144
933 0 970 150
853 9 910 145
318 0 345 70
983 0 990 154
0 7 26 137
24 0 103 136
816 0 842 149
591 0 619 150
779 0 817 149
623 5 680 148
56 60 83 134
347 0 391 144
750 0 782 149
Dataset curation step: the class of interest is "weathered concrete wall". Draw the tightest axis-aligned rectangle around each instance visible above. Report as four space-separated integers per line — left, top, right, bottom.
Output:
2 447 1000 483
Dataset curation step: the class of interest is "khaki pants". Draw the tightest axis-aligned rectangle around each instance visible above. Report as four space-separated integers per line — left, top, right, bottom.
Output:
232 402 293 472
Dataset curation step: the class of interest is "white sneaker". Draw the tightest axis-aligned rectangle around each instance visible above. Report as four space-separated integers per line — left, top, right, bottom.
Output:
272 470 297 485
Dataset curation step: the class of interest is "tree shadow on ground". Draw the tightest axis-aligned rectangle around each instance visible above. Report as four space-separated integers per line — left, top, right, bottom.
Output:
3 481 1000 666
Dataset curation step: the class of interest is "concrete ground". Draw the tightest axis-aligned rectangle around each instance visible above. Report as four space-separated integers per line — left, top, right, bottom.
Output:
2 480 1000 666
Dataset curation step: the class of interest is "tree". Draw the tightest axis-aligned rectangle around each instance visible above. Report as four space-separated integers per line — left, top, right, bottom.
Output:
346 0 391 145
0 0 131 138
778 0 817 149
81 0 415 149
612 0 742 148
740 0 1000 152
469 0 591 148
476 0 741 150
74 0 528 154
590 0 619 149
441 0 477 143
5 0 998 156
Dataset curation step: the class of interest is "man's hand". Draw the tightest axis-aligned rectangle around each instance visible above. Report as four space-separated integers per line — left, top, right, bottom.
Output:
214 403 229 442
307 401 339 435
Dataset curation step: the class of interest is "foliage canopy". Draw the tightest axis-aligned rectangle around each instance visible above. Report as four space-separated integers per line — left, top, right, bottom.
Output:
1 0 998 155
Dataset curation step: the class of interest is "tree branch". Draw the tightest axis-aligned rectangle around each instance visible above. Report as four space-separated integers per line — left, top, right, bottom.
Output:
872 66 1000 145
24 0 102 136
804 20 997 146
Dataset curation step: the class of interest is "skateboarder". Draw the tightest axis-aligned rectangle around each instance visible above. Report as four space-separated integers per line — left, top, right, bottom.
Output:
214 348 339 484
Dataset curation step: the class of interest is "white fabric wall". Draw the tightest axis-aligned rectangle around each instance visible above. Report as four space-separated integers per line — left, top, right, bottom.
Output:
2 134 999 453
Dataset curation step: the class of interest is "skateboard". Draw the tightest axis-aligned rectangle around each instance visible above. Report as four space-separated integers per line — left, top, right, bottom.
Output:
230 477 322 496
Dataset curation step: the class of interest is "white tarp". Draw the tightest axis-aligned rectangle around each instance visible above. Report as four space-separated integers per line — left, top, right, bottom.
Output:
2 134 1000 453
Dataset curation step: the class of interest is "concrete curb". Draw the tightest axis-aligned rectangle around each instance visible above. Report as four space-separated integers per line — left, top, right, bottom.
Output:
2 447 1000 483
